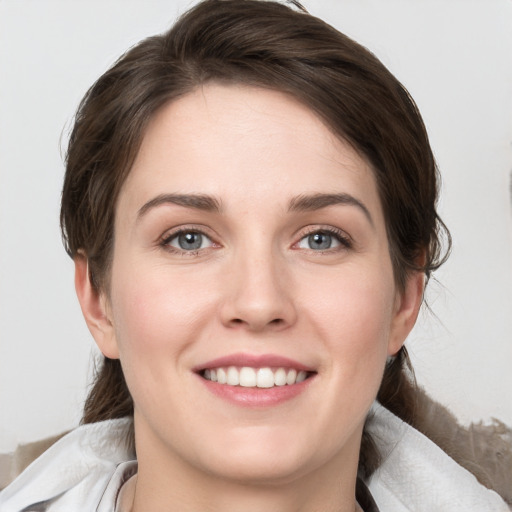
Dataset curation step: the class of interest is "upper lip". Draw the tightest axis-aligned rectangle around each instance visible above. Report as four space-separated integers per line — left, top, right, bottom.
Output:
193 353 315 372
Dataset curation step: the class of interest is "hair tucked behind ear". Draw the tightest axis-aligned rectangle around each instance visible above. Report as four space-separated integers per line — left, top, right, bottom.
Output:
359 347 417 478
82 358 132 424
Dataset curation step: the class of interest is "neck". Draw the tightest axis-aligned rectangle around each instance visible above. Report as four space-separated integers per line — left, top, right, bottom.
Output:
130 424 363 512
131 469 360 512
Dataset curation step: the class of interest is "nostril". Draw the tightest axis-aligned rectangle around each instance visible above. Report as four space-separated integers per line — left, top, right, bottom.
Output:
225 313 292 331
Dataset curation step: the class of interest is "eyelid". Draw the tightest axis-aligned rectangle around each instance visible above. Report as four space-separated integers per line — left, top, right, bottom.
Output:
160 224 219 254
158 224 352 255
293 225 353 251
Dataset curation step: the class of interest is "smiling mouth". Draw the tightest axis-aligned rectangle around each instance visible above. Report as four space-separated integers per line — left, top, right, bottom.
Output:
200 366 316 389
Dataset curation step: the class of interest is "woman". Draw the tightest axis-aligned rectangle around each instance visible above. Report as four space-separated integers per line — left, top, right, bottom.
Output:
0 1 508 510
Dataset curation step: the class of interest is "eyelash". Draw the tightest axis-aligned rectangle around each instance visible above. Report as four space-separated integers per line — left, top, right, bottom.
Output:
159 225 353 256
295 226 353 252
160 227 216 256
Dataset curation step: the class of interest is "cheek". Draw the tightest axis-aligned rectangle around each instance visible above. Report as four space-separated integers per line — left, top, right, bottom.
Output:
304 262 396 373
107 264 222 425
109 262 217 371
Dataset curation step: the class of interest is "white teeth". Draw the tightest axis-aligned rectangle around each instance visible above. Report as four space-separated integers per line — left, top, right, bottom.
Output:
296 370 307 383
202 366 311 388
239 367 256 387
256 368 274 388
274 368 287 386
227 366 240 386
286 369 297 385
217 368 227 384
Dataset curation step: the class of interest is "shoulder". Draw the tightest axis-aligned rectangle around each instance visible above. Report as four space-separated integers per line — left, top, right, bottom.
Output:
367 403 510 511
0 418 135 512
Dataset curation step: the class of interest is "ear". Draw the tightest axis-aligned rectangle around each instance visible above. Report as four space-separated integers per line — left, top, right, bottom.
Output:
74 253 120 359
388 270 425 356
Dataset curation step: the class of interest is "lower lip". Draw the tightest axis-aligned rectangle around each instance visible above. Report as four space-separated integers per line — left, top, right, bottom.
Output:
197 374 315 407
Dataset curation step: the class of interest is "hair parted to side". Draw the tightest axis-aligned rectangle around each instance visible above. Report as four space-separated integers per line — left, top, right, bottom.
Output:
60 0 450 477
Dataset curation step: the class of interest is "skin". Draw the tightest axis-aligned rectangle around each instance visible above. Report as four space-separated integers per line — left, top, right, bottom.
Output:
75 84 424 512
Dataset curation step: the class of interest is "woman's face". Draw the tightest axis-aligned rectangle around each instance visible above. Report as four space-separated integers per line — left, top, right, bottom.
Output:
83 84 421 487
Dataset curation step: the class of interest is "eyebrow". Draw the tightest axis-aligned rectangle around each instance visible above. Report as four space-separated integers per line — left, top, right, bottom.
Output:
136 191 373 225
137 193 222 219
288 193 373 225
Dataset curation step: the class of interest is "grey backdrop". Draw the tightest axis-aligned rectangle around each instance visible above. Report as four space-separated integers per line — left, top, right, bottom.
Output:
1 0 511 452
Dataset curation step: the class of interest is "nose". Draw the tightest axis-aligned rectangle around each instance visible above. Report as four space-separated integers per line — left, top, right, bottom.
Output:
220 248 297 332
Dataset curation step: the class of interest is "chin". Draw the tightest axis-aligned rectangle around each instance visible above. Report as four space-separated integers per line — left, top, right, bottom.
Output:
203 451 311 486
191 425 345 487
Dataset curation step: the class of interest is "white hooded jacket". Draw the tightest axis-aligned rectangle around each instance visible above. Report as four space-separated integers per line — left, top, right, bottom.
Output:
0 403 508 512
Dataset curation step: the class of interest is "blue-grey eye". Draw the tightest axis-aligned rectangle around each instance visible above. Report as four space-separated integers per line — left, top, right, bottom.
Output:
168 231 212 251
298 231 341 250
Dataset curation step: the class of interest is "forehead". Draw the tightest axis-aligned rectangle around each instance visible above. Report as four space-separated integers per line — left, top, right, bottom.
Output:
118 84 383 222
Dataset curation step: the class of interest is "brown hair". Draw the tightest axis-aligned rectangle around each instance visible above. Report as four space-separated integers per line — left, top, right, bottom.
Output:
61 0 450 477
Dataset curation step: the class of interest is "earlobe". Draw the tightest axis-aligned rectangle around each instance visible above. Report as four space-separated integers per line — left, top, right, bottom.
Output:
388 270 425 356
74 253 120 359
